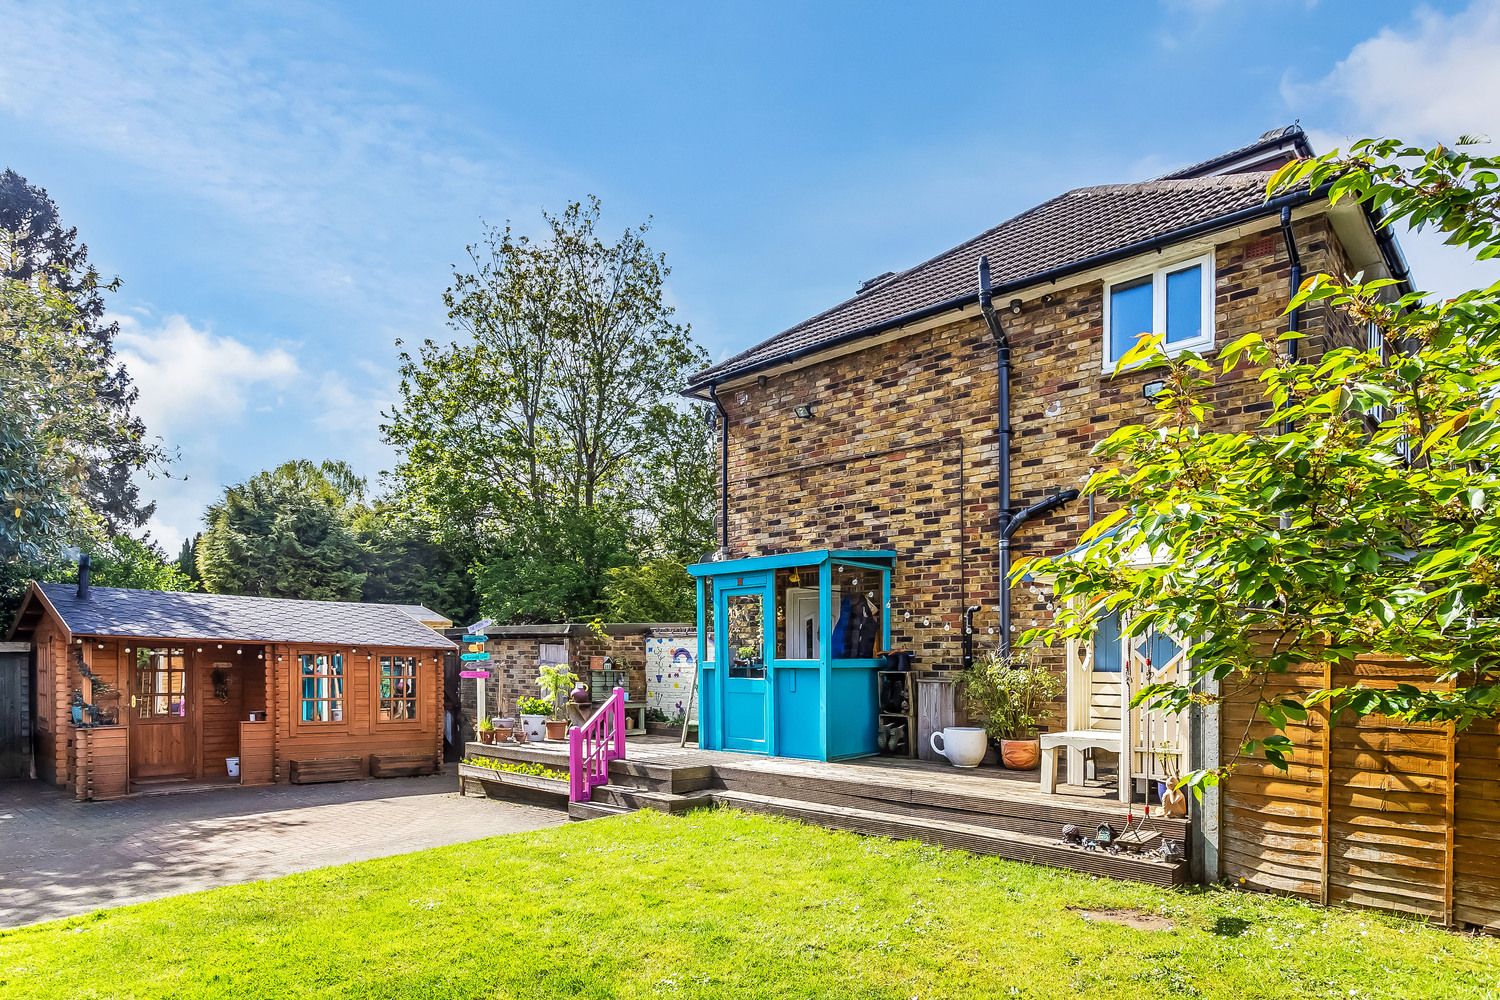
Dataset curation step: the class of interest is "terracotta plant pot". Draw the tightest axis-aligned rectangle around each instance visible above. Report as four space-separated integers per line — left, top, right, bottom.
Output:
478 729 494 745
544 719 569 741
494 727 514 743
1000 738 1041 770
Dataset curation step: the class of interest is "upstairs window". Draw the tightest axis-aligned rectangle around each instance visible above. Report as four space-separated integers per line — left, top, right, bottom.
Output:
1104 252 1215 369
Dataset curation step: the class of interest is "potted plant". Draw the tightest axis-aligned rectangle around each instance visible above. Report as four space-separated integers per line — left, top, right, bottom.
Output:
957 652 1061 770
517 696 552 741
537 663 580 740
493 717 515 742
476 716 495 745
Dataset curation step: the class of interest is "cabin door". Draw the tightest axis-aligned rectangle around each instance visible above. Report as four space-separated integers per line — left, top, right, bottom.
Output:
717 577 771 754
129 646 194 780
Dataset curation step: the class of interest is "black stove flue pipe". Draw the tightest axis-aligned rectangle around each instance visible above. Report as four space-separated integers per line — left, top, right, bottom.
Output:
978 256 1079 659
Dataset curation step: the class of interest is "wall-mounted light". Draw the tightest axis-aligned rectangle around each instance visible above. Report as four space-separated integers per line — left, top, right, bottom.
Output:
1008 298 1023 316
1143 379 1167 400
793 404 813 419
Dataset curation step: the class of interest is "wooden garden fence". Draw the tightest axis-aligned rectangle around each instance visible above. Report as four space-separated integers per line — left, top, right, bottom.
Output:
1219 655 1499 931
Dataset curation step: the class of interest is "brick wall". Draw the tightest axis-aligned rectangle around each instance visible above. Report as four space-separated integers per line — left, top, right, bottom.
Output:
715 218 1351 676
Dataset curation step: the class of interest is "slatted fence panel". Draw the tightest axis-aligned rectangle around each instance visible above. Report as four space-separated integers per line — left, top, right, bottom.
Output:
1218 655 1500 930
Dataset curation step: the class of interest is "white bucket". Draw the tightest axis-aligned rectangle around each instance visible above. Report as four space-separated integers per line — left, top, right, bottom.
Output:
226 756 241 778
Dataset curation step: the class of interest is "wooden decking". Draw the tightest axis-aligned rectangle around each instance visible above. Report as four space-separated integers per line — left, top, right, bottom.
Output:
464 736 1191 886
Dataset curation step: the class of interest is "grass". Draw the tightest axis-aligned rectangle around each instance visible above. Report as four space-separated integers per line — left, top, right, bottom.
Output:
1 808 1495 999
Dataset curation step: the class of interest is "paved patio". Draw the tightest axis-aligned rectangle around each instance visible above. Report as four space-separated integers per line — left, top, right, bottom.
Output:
0 769 565 928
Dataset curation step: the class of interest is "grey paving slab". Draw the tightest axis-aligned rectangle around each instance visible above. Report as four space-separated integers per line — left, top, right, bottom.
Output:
0 769 563 927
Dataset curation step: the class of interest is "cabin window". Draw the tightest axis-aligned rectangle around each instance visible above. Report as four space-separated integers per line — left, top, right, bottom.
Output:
135 648 188 718
300 653 345 722
1104 251 1215 368
379 655 418 721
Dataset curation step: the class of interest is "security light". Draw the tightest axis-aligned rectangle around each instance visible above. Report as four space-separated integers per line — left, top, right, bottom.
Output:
1008 298 1023 315
1143 379 1167 400
793 404 813 419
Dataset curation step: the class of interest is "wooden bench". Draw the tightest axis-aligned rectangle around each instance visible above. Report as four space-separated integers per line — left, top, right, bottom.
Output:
370 752 440 778
1039 730 1127 802
289 756 364 784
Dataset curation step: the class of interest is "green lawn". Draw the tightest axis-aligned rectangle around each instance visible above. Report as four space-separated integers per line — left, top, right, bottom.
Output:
2 809 1494 999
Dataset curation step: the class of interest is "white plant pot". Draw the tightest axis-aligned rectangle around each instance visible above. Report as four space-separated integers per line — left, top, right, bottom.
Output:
930 726 987 768
520 714 548 741
226 756 241 778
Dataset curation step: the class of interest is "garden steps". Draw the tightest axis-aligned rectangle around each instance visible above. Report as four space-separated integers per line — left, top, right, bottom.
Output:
462 739 1189 886
567 800 631 822
712 789 1188 887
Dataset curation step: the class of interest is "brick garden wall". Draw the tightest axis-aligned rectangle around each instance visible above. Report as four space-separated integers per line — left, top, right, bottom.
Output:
715 218 1352 677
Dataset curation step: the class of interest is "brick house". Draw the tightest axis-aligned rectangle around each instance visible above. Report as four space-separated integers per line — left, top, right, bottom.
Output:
682 127 1410 768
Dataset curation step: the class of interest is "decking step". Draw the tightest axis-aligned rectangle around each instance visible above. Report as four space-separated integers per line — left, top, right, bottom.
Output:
567 800 631 822
712 790 1187 887
592 784 709 814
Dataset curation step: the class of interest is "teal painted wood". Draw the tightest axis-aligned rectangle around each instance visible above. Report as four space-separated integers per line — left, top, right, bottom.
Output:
693 547 892 762
718 576 770 754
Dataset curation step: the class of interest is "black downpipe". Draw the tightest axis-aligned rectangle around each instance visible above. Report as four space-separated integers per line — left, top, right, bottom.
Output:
977 256 1080 659
1279 206 1302 366
707 383 729 555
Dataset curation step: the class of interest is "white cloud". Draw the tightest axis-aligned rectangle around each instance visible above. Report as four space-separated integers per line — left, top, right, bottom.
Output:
1287 0 1500 300
1285 2 1500 141
0 3 566 332
112 314 302 550
115 314 300 434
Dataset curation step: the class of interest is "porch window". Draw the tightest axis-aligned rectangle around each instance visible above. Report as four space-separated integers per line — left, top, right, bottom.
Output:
777 564 821 660
379 655 418 721
300 653 345 722
830 561 882 659
135 648 188 718
1104 251 1215 368
702 578 715 662
1093 610 1184 672
725 592 765 679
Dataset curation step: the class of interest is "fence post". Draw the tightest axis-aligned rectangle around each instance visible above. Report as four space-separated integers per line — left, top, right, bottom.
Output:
568 725 585 802
612 686 626 760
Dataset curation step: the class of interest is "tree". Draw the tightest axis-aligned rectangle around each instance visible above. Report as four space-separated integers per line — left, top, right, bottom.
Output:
352 504 477 624
384 197 711 622
0 169 164 531
197 460 367 601
68 536 196 592
0 265 135 622
1024 137 1500 791
603 558 697 623
175 534 202 585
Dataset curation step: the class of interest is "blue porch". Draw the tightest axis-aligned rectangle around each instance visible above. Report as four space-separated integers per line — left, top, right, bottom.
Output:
688 549 894 761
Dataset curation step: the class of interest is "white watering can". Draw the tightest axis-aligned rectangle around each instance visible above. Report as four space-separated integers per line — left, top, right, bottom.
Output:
930 726 987 768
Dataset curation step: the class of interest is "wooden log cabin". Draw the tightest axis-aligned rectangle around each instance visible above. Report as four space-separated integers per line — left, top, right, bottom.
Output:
7 568 455 799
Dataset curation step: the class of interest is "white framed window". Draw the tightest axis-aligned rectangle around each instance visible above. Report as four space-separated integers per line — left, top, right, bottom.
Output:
1103 251 1216 371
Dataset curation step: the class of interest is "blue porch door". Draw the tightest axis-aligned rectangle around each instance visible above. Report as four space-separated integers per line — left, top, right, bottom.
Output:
717 576 770 753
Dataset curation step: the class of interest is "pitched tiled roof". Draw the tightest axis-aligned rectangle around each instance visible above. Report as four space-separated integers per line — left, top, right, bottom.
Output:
30 584 456 649
687 163 1300 394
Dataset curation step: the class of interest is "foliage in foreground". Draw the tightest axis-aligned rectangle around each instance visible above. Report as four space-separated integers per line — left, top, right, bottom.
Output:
0 809 1492 1000
1024 137 1500 786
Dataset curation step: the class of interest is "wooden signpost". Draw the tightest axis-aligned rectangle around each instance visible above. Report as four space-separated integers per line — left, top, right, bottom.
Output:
461 634 490 724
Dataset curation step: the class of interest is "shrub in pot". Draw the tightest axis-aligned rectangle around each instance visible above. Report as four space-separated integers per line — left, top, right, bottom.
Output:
517 696 552 741
476 716 495 745
537 663 580 740
957 652 1061 770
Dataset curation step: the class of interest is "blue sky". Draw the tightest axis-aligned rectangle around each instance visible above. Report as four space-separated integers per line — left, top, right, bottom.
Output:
2 0 1498 550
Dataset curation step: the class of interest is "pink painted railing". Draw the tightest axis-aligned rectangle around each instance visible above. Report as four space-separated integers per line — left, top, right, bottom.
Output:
568 686 627 802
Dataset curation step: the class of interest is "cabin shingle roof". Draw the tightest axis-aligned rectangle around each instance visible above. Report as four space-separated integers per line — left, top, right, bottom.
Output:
687 170 1290 393
30 583 456 649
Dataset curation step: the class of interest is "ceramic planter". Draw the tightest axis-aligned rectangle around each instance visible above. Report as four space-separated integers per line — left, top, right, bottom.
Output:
520 714 548 741
477 729 495 745
494 727 514 743
1000 737 1041 770
930 726 987 768
544 719 569 741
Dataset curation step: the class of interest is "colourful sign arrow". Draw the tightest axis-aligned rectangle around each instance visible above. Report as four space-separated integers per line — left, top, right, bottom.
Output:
460 651 491 662
459 669 490 679
461 634 487 643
